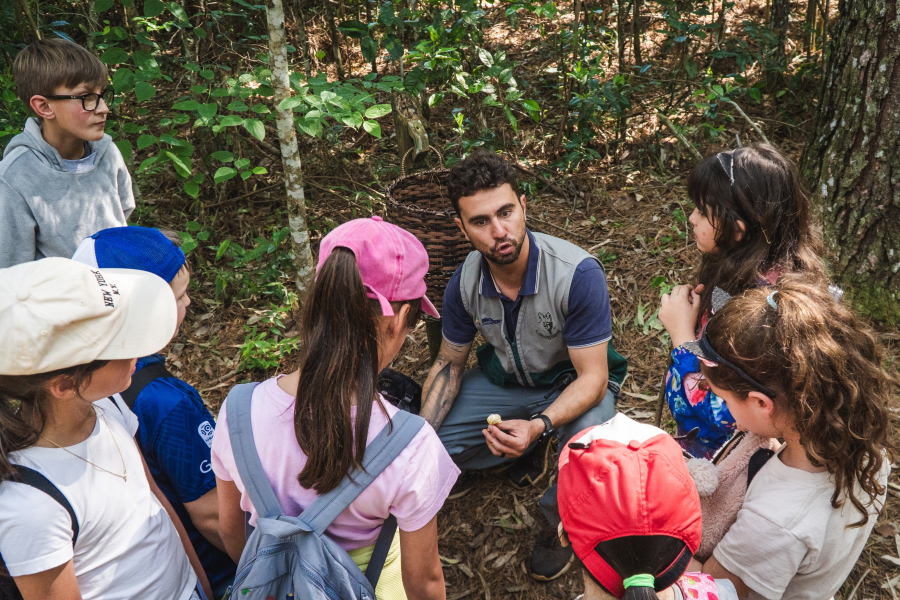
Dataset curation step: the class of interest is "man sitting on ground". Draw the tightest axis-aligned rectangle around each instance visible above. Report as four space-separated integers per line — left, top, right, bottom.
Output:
420 151 627 581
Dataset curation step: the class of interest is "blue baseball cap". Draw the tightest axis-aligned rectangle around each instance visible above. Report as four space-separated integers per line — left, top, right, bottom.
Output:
72 226 186 283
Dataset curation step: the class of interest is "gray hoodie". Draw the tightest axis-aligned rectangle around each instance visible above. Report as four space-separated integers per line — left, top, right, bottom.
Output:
0 118 135 268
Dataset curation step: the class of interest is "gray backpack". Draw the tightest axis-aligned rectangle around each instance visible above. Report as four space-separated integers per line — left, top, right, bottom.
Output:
225 382 425 600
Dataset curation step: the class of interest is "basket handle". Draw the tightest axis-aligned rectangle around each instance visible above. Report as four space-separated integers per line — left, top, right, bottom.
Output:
401 145 445 178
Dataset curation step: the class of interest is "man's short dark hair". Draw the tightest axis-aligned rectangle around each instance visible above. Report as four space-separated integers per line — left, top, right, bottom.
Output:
447 151 521 215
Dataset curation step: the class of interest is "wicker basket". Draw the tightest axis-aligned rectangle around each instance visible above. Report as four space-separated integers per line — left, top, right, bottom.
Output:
384 146 471 316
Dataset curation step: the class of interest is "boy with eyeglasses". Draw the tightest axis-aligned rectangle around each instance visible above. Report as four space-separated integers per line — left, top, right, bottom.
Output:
0 38 135 268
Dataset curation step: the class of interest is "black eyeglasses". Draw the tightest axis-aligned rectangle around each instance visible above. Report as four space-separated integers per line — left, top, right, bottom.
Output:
44 89 114 111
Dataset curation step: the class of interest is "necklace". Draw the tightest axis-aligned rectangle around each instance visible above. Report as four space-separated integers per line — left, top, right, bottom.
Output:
41 411 127 482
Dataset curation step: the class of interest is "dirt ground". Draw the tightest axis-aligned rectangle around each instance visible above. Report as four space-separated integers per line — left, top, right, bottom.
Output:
128 3 900 598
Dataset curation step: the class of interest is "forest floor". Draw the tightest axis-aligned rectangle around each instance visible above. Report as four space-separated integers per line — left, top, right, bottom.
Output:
127 5 900 599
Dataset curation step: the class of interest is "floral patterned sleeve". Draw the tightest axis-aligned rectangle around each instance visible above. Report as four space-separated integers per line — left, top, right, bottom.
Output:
665 346 735 458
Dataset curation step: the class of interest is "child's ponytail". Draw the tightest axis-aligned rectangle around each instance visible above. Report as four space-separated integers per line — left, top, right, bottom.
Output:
622 574 659 600
0 361 108 480
292 247 422 495
702 275 897 524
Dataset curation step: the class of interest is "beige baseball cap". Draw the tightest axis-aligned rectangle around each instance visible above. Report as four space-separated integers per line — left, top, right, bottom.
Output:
0 257 177 375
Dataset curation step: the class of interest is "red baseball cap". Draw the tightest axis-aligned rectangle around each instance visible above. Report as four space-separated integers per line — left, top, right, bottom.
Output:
317 216 440 319
558 414 702 598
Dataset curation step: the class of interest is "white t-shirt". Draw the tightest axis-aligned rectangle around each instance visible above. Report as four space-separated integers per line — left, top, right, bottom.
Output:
0 395 196 600
713 444 889 600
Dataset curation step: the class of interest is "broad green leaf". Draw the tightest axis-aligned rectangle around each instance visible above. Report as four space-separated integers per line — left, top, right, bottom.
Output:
192 172 204 183
712 84 724 96
278 97 304 110
180 234 198 255
167 1 189 22
183 180 200 198
198 103 218 120
243 118 265 140
94 0 114 12
134 81 156 102
297 119 322 138
173 100 201 111
111 67 135 93
522 99 540 112
428 93 444 107
361 37 378 63
364 103 391 119
477 48 493 67
210 151 234 162
133 50 159 72
184 62 201 72
138 156 158 173
184 221 201 231
219 115 243 126
193 27 207 39
165 151 192 178
748 87 762 103
99 47 130 65
114 140 132 163
234 158 251 170
337 19 368 39
383 35 404 60
251 104 270 114
251 166 267 175
503 106 518 134
215 240 231 261
363 120 381 138
137 134 156 149
213 167 238 183
228 101 250 111
342 112 363 129
143 0 164 17
240 170 252 181
199 69 214 80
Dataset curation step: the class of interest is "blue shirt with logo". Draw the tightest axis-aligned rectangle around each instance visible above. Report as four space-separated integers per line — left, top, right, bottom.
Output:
442 230 613 349
132 354 236 592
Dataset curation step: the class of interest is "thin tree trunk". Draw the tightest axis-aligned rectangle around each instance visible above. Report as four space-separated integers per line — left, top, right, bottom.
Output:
617 0 627 71
804 0 817 57
85 0 97 49
771 0 790 69
633 0 643 64
264 0 315 302
325 0 345 80
799 0 900 325
293 0 312 78
18 0 41 40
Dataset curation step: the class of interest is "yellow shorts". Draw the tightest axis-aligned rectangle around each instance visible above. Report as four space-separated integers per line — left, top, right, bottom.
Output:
347 529 406 600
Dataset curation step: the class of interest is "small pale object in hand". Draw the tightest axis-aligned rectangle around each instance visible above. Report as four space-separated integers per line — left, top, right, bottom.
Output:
487 414 502 426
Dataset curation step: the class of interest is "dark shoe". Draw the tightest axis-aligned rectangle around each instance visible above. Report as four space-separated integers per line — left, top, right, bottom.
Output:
530 518 574 581
508 434 553 489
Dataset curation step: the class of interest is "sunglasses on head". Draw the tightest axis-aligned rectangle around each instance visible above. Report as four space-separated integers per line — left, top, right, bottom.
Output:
694 324 777 398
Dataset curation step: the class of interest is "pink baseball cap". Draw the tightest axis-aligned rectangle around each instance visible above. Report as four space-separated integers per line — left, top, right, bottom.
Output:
317 216 440 319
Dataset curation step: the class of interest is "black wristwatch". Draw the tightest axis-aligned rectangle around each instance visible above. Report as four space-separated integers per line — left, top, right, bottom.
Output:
529 413 554 439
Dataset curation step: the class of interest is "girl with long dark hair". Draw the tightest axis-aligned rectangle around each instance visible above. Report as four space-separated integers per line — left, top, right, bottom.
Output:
212 217 459 600
658 143 827 457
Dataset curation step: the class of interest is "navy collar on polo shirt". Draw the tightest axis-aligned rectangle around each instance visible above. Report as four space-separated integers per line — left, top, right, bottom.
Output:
479 229 540 300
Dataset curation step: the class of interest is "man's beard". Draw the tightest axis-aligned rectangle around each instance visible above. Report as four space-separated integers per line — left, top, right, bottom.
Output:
482 234 525 265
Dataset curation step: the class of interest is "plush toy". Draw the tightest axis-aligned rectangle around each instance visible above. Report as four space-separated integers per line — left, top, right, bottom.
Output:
685 431 779 561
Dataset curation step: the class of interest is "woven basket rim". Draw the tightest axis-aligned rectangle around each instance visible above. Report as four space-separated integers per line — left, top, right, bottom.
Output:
384 167 455 218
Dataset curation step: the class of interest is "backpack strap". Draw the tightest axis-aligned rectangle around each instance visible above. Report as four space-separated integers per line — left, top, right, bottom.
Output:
364 514 397 588
747 447 775 486
300 410 425 534
225 382 284 519
7 466 79 545
119 362 174 410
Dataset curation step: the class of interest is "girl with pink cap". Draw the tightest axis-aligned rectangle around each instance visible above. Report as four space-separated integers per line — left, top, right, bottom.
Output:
212 217 458 600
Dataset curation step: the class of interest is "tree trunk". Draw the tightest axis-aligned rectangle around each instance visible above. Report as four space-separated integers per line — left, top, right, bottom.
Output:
264 0 315 303
771 0 790 68
18 0 41 40
292 0 312 79
617 0 627 71
633 0 643 65
804 0 817 57
325 0 345 80
799 0 900 325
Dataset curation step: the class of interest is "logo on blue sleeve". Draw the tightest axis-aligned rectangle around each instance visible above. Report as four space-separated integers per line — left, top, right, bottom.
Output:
198 421 215 448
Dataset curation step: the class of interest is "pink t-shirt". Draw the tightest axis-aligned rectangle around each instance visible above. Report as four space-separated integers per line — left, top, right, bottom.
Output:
211 376 459 551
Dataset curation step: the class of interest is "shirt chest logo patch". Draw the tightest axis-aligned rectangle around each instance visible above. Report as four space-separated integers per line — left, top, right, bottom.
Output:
198 421 215 448
476 317 502 326
537 312 562 340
